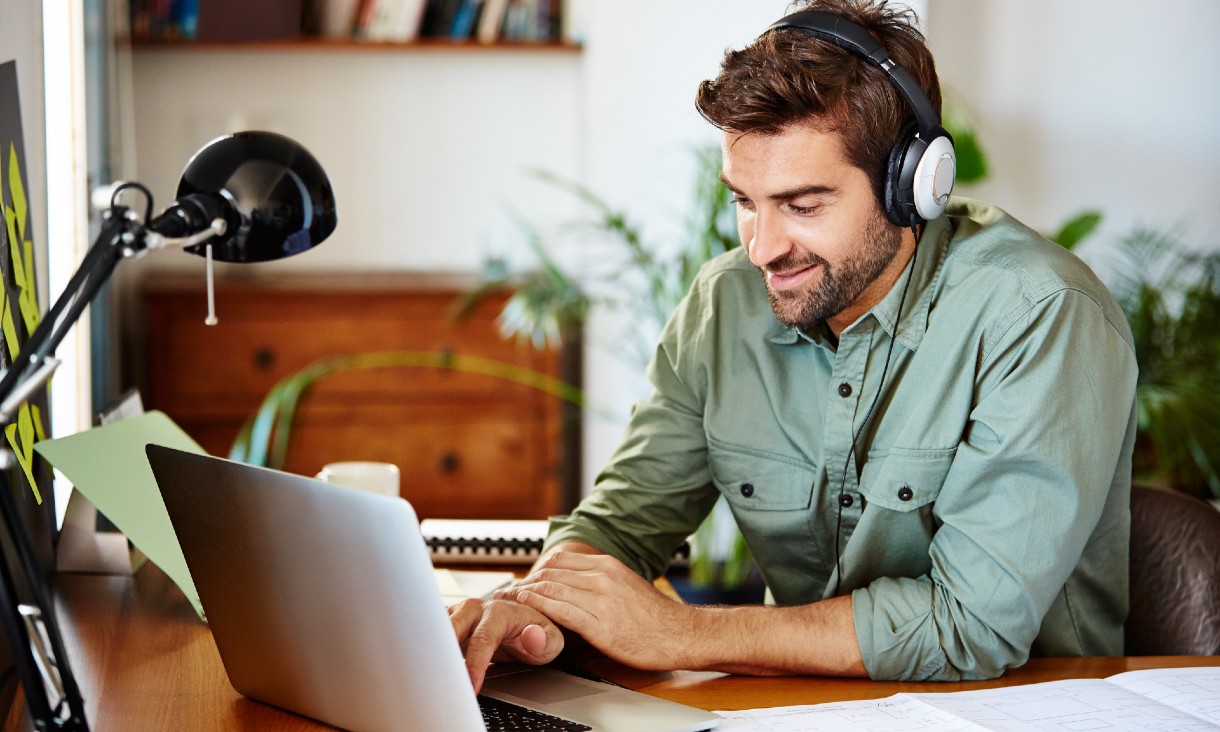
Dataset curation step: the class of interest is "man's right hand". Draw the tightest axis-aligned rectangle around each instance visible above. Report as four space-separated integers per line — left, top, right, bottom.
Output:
448 597 565 693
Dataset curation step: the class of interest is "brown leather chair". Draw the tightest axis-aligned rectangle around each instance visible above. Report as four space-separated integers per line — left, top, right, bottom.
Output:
1126 483 1220 655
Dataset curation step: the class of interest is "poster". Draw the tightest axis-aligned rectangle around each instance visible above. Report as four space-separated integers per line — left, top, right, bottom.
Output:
0 59 56 579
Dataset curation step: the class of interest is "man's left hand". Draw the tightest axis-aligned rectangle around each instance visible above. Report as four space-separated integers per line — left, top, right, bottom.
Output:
494 551 697 670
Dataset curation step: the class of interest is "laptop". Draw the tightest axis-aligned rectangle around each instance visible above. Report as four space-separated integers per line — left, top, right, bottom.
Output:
146 444 720 732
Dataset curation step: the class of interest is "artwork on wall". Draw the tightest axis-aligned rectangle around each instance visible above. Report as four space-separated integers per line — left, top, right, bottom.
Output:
0 59 56 581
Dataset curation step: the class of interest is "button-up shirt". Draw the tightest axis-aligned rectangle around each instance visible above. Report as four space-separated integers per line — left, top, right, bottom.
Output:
546 197 1138 681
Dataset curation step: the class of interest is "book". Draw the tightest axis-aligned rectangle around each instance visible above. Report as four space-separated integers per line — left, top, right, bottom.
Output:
476 0 509 43
422 518 691 567
716 666 1220 730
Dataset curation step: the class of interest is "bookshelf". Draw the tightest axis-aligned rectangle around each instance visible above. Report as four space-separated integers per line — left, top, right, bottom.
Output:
129 0 582 51
129 38 581 53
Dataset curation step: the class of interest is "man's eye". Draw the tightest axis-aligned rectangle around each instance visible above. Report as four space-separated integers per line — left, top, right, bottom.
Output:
788 204 817 215
733 195 754 208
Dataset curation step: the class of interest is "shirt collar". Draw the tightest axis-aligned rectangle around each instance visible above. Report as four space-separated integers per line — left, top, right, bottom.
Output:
860 213 951 352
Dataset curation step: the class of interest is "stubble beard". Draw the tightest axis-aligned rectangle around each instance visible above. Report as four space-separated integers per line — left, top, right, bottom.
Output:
759 209 904 332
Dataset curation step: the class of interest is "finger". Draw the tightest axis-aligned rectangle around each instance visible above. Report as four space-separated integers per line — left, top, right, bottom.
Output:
516 588 598 635
449 598 486 650
499 621 564 665
464 603 562 693
496 568 597 601
519 624 548 657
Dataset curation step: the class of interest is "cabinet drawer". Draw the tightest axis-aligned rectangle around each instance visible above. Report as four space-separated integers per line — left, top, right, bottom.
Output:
174 403 561 520
146 286 553 414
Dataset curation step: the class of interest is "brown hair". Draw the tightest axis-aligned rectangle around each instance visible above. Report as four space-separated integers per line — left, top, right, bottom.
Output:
695 0 941 205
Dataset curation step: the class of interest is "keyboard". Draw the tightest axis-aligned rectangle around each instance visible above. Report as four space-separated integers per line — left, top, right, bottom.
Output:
479 695 592 731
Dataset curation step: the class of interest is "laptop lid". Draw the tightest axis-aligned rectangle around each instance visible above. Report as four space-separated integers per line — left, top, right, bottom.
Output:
147 445 719 732
147 444 485 732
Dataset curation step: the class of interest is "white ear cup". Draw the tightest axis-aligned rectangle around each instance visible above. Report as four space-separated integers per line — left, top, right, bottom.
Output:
913 134 956 221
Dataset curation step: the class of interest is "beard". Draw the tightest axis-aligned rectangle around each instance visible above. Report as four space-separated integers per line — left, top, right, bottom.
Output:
758 208 904 332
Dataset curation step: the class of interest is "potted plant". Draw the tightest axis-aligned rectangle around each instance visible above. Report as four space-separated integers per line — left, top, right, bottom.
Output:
466 146 771 603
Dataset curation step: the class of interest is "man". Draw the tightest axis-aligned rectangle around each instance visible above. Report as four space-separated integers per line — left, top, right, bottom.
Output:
451 0 1137 688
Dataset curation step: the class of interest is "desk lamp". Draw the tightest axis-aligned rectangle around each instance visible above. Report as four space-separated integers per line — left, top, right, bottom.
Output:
0 130 336 731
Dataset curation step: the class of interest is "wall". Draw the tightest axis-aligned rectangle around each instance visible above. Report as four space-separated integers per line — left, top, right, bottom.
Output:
926 0 1220 253
123 1 1220 494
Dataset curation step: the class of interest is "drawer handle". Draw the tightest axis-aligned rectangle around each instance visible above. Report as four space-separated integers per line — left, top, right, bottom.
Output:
252 347 276 371
439 452 461 474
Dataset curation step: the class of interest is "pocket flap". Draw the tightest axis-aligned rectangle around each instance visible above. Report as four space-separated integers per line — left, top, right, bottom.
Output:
858 449 954 511
708 439 816 511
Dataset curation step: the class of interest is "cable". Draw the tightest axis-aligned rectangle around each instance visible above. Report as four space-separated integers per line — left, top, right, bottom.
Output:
831 225 920 596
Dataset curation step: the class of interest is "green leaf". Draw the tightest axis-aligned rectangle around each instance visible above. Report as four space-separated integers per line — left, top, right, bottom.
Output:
950 129 989 184
1049 211 1103 250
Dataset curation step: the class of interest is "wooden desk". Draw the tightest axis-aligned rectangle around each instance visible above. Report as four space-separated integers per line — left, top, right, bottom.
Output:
15 564 1220 730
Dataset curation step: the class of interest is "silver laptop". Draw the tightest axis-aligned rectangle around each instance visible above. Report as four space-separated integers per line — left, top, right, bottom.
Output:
146 444 719 732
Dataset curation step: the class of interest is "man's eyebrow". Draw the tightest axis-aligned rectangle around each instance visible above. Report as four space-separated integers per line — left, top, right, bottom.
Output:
718 173 837 201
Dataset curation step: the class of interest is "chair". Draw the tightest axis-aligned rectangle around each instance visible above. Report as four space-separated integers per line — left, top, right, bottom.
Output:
1125 483 1220 655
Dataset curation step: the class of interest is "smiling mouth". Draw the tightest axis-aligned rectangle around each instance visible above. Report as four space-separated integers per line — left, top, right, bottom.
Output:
767 263 819 292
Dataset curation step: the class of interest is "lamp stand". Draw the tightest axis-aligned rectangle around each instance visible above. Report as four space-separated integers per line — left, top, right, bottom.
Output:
0 208 146 731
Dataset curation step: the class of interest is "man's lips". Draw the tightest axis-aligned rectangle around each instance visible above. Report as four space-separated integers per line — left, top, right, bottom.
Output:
767 263 819 291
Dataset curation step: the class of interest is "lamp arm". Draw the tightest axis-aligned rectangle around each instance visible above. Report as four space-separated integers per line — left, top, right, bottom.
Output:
0 207 146 731
0 210 141 420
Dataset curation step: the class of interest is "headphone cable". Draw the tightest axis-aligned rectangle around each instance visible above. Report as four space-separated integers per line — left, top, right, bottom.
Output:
831 225 920 596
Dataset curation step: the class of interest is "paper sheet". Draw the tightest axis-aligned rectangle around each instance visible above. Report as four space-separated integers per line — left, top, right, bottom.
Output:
35 411 206 618
434 569 515 605
716 667 1220 731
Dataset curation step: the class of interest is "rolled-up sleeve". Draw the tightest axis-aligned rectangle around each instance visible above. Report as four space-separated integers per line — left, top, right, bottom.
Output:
853 287 1138 680
545 281 721 580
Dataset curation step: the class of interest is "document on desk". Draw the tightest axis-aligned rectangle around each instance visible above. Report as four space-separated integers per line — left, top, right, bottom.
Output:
716 666 1220 731
35 411 206 619
433 569 515 605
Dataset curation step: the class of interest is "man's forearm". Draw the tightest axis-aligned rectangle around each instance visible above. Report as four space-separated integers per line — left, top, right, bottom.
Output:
510 549 867 677
680 595 867 677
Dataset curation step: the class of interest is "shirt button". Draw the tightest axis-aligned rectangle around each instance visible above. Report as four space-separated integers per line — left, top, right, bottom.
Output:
897 484 914 501
839 493 854 508
740 483 754 498
837 382 853 398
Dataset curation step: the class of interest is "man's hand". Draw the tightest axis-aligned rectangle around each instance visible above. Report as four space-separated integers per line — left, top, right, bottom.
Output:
494 551 697 670
449 597 565 693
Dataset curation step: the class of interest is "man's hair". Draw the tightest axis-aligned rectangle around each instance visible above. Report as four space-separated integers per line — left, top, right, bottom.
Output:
695 0 941 207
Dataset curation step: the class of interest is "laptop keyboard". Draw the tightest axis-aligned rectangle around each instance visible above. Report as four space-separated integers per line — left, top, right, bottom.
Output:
478 695 592 731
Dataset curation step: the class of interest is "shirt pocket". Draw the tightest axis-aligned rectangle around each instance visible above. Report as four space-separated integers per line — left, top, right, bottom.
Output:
707 438 816 511
858 447 955 512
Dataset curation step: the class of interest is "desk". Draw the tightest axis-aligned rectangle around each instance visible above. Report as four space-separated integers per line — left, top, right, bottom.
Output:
11 564 1220 730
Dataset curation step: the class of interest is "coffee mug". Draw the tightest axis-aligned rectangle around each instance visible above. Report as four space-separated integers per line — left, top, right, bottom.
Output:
315 461 400 498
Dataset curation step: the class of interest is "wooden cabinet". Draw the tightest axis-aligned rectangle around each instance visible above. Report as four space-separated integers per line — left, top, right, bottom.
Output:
139 273 579 520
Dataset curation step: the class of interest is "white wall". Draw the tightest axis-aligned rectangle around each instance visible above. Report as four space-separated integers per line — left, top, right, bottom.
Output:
123 1 1220 495
126 48 584 276
926 0 1220 251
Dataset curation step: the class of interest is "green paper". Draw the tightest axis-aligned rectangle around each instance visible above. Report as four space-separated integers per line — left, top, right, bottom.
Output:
35 411 206 618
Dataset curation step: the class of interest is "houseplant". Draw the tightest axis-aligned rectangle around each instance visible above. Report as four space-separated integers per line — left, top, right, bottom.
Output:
466 145 765 602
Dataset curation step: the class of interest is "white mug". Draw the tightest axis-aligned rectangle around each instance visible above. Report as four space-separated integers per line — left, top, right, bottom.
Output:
315 461 400 498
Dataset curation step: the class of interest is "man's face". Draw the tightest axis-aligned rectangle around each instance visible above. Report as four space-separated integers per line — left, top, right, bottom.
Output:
721 123 911 336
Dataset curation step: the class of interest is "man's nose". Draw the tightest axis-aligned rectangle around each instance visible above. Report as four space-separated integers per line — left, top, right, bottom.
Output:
746 210 788 269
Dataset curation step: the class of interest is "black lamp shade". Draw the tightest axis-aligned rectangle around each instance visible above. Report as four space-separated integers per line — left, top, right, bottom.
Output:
175 131 337 263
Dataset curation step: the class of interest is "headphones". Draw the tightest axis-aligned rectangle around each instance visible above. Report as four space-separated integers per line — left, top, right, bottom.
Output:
767 10 956 227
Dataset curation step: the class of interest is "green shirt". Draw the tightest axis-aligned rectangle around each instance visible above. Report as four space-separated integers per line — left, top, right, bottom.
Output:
547 198 1138 681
